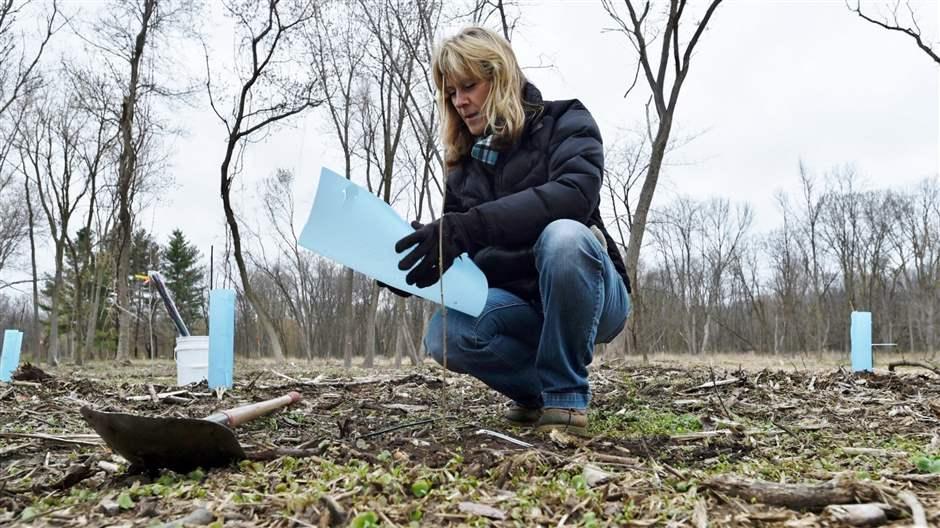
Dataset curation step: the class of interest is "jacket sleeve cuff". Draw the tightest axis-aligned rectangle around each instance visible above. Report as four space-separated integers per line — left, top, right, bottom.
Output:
453 209 490 256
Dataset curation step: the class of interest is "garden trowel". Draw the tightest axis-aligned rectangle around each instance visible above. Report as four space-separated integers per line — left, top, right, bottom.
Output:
81 391 301 473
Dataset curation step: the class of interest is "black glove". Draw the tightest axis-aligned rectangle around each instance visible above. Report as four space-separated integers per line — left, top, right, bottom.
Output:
395 212 485 288
377 280 412 298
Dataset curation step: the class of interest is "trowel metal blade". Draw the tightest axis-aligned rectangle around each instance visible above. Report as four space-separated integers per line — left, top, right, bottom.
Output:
81 407 246 472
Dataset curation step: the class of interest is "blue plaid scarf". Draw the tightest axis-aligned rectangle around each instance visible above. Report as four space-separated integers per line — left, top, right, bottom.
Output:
470 134 499 166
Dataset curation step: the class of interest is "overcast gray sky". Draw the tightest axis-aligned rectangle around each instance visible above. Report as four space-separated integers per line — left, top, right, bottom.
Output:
511 0 939 231
4 0 939 288
164 0 937 253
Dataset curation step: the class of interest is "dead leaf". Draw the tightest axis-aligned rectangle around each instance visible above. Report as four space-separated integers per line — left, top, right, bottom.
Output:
458 501 506 520
582 464 613 487
549 428 579 448
692 499 708 528
823 503 888 526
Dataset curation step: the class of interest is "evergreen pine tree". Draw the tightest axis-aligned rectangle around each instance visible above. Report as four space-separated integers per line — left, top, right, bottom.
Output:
160 229 205 328
39 227 116 351
130 228 161 276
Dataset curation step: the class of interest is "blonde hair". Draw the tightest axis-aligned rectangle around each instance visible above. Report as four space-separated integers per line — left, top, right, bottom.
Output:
432 27 527 167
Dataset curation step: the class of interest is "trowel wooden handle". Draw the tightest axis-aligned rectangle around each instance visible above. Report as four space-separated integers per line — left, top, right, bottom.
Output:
205 391 302 428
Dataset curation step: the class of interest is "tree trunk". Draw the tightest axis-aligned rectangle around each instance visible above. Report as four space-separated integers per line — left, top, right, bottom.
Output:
302 316 314 360
82 269 103 365
928 303 936 358
115 265 131 359
400 299 421 366
342 268 354 368
624 129 671 359
625 124 672 297
219 175 284 360
115 0 155 360
48 243 64 365
363 282 380 368
907 303 915 352
394 319 403 369
69 255 84 365
67 324 74 362
701 311 712 355
625 295 643 361
25 178 41 363
773 312 780 355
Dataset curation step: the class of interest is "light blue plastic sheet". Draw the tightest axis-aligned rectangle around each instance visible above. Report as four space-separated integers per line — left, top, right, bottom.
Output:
0 330 23 382
851 311 872 372
299 167 488 317
209 289 235 389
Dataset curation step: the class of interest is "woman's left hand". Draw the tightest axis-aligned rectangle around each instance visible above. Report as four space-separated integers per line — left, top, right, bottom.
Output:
395 214 481 288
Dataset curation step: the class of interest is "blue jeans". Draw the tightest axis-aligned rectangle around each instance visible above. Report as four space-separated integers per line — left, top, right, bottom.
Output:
423 219 631 410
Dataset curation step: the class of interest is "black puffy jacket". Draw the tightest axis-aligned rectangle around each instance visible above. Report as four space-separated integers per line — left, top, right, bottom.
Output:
444 83 631 304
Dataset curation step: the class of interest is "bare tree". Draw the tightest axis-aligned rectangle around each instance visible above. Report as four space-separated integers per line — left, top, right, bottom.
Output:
386 0 445 221
310 1 370 368
649 197 701 354
600 0 724 359
766 193 803 354
310 0 441 368
794 163 835 354
23 173 40 360
601 0 723 345
17 93 91 365
61 65 118 364
252 169 317 359
602 125 695 357
0 172 27 278
849 0 939 64
0 0 61 291
820 167 865 316
467 0 519 42
77 0 199 359
209 0 323 360
355 0 424 368
0 0 61 125
698 198 752 353
887 178 939 354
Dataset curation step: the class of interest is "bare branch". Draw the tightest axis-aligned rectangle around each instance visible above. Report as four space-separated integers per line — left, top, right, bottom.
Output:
849 0 940 64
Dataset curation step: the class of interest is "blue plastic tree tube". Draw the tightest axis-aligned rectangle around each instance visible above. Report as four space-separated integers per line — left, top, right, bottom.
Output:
851 311 872 372
208 289 235 389
0 330 24 382
298 167 488 316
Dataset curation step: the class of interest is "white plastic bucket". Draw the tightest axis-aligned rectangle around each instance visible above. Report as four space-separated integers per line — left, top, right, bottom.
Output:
175 336 209 386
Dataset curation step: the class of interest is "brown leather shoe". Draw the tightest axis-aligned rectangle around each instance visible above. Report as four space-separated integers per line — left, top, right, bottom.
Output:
503 403 542 425
534 408 589 436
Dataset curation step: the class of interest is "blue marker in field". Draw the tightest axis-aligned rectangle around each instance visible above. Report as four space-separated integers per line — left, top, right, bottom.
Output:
851 311 872 372
208 289 235 389
0 330 24 382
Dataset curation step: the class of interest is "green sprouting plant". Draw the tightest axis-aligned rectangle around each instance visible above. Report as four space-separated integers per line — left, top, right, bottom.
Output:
350 511 380 528
913 455 940 474
410 479 431 497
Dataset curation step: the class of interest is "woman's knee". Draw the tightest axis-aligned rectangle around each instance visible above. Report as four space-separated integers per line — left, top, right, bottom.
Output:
535 219 600 268
423 310 445 364
423 310 470 371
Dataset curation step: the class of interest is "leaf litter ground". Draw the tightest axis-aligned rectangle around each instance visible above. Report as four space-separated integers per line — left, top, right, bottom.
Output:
1 355 939 527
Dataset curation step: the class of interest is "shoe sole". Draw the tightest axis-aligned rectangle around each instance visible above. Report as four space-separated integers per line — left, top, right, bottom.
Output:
534 423 589 437
504 416 541 426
